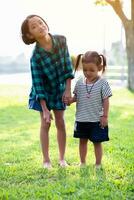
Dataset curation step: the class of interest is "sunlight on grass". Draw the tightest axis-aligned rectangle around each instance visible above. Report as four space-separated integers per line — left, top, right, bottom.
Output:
0 85 134 200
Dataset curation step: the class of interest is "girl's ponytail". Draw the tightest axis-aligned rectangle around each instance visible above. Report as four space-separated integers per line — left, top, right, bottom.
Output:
99 54 107 73
74 54 83 72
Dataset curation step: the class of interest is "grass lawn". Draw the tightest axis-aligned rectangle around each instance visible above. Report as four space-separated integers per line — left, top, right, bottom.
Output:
0 84 134 200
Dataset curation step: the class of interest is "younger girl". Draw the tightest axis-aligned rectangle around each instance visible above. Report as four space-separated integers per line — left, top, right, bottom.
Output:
69 51 112 168
21 15 74 168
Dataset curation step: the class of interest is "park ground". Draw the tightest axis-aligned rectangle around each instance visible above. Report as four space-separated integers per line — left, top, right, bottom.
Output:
0 82 134 200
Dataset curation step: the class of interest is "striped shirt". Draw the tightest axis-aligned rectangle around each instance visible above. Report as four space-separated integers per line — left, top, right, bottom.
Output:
29 34 74 110
73 76 112 122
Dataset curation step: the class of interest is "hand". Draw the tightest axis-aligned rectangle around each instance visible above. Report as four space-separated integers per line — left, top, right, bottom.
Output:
62 89 71 105
100 116 108 128
43 110 53 123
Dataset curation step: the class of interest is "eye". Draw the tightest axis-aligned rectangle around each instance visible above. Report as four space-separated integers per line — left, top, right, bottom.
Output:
31 25 36 29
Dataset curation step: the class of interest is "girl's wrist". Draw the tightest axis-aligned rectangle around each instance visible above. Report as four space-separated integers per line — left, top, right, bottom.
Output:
43 108 49 112
102 115 108 118
65 87 71 92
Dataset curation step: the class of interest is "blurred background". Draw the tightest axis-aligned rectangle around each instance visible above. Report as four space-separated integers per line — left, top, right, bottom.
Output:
0 0 131 86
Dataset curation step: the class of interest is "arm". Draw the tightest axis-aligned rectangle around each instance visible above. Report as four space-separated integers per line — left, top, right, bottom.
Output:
67 82 78 104
31 57 52 123
100 97 109 128
61 37 74 105
62 78 72 105
100 80 112 127
62 36 74 80
70 94 77 104
65 78 71 91
40 99 53 123
31 57 48 102
103 97 109 118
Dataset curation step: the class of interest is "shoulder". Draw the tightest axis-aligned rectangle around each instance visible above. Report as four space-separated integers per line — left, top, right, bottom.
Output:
75 76 84 86
30 44 41 62
99 77 112 91
53 34 66 41
53 34 67 45
99 77 109 85
30 52 40 67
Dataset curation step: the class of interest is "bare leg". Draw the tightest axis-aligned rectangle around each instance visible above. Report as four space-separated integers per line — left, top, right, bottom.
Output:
40 112 51 164
53 110 66 162
93 142 103 165
79 138 88 164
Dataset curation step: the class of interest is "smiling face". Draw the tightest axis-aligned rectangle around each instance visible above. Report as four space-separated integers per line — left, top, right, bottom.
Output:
83 63 99 82
27 16 49 41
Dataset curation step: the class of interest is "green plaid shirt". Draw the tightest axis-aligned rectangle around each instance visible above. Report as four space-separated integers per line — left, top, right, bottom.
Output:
29 34 74 110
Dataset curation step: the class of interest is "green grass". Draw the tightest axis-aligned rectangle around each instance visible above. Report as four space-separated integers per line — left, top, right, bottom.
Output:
0 85 134 200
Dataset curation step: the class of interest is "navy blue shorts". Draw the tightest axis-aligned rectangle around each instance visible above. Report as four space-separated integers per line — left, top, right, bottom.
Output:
74 121 109 143
29 99 66 112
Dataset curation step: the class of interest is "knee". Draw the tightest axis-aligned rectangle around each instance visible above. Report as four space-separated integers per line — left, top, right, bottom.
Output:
41 121 51 130
55 118 65 129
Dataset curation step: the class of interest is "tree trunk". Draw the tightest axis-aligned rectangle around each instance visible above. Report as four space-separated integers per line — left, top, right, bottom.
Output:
125 23 134 90
105 0 134 90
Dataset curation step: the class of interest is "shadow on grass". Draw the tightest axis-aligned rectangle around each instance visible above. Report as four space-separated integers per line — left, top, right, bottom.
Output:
79 165 106 181
57 167 67 180
95 167 107 181
79 165 90 178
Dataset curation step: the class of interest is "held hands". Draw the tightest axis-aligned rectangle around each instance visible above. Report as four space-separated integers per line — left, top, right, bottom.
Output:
100 116 108 128
62 89 72 106
63 91 76 105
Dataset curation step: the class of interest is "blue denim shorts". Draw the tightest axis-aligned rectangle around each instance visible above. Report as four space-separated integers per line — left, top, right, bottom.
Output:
28 99 66 112
74 121 109 143
29 99 43 111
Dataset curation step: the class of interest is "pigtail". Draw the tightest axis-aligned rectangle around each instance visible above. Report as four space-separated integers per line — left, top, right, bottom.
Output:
99 54 107 73
74 54 83 72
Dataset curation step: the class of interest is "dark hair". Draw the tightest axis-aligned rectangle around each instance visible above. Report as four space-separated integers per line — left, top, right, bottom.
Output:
74 54 83 72
75 51 106 73
21 14 49 45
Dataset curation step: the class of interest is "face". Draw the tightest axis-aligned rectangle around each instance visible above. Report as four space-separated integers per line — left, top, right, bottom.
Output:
27 16 49 40
83 63 99 81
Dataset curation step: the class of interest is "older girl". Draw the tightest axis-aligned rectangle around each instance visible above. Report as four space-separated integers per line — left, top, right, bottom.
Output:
21 14 74 168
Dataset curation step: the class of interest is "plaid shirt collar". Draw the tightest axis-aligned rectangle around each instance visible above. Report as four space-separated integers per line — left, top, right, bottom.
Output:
35 34 57 54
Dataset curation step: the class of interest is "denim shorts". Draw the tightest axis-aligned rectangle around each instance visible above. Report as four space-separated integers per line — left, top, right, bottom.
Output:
29 99 66 112
74 121 109 143
29 99 44 111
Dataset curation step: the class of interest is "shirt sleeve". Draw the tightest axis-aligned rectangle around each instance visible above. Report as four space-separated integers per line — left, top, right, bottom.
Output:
30 57 48 102
101 79 112 99
62 36 74 80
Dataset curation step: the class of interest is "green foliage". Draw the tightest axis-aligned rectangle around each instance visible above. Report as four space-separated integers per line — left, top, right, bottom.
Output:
95 0 108 6
0 85 134 199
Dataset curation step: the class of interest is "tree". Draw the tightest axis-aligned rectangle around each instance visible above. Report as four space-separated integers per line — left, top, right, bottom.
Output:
95 0 134 90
